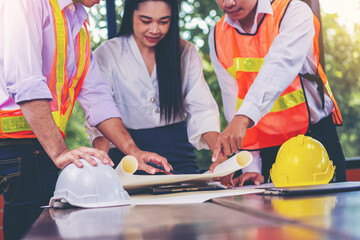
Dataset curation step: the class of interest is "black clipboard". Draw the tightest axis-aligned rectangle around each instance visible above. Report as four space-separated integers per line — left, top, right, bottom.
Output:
260 181 360 196
152 183 222 195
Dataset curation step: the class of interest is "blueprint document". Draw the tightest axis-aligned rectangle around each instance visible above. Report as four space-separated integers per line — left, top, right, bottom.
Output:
115 151 253 191
130 188 265 205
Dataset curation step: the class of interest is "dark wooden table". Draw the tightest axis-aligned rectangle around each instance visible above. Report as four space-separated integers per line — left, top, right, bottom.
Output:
24 188 360 240
213 190 360 240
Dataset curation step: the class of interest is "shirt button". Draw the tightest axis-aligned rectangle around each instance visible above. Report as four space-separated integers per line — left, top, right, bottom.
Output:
151 97 156 103
155 109 160 113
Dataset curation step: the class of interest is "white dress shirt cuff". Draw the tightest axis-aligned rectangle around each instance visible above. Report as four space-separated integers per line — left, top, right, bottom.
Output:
84 120 103 145
188 122 220 150
241 151 262 174
236 101 262 127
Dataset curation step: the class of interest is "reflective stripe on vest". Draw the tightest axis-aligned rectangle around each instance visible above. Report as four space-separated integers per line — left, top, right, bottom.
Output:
227 58 307 113
236 89 306 113
228 58 264 75
1 111 61 133
0 0 90 138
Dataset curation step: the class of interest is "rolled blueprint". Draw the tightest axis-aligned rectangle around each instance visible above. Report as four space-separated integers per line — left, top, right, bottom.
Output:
116 151 253 190
211 151 253 175
115 155 138 176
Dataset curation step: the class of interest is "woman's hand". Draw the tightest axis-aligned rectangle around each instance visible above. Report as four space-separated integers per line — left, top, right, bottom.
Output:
213 172 235 188
132 150 173 174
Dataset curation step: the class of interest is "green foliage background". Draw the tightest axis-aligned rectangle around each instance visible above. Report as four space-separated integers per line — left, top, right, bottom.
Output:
65 1 360 169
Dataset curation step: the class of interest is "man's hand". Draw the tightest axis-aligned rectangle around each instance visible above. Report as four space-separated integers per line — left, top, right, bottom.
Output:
211 115 253 162
19 100 114 169
132 150 173 174
213 172 235 188
231 172 264 187
53 146 113 169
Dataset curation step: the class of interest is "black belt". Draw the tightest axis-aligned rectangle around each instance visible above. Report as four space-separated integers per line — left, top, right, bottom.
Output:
0 138 40 147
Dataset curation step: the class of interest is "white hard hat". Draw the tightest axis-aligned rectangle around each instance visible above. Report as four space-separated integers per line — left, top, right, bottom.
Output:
49 157 132 208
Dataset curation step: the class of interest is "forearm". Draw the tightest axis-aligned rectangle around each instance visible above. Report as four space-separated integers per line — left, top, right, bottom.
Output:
92 136 111 153
202 131 220 152
19 100 114 169
19 99 68 162
96 117 140 156
233 114 254 129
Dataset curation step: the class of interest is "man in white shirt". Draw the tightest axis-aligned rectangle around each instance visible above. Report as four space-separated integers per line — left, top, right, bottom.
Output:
209 0 346 186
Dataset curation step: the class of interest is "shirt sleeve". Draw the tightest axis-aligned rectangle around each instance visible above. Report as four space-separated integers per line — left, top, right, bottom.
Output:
77 51 121 127
241 151 262 174
183 42 220 150
2 0 53 103
83 43 117 142
92 43 115 88
236 1 315 125
84 120 103 145
208 27 239 124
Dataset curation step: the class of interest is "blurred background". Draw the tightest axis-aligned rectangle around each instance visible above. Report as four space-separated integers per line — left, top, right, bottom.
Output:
65 0 360 170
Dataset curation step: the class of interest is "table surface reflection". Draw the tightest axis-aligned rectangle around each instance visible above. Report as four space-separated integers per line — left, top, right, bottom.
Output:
213 190 360 240
24 190 360 240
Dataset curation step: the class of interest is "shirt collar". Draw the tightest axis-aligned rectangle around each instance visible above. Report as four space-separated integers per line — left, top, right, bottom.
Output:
222 0 274 31
58 0 89 24
74 3 90 25
58 0 73 10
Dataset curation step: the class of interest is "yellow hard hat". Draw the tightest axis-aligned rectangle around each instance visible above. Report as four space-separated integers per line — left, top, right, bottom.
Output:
270 135 335 187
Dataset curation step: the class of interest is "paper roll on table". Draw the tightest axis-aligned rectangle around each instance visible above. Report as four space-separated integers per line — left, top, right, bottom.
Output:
115 151 253 191
115 155 138 176
207 151 253 175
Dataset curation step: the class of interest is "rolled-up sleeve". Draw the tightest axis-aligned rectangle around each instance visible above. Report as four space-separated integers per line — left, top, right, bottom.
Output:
77 52 121 127
2 0 52 103
183 43 220 150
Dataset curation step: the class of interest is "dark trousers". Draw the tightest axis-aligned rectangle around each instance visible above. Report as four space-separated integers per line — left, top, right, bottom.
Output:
260 114 347 183
0 139 59 240
109 121 199 174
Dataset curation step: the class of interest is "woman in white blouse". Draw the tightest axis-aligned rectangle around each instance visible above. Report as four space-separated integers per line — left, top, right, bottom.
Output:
86 0 220 174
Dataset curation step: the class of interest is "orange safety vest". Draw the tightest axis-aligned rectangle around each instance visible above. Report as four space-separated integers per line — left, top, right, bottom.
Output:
0 0 90 139
215 0 342 150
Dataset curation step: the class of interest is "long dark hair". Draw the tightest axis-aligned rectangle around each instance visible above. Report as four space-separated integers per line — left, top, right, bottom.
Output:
118 0 184 123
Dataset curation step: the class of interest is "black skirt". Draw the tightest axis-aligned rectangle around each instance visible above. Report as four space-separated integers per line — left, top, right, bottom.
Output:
109 121 199 174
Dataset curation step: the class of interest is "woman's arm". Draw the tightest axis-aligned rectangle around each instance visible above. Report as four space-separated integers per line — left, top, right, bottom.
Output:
182 41 221 150
201 131 220 152
92 136 111 153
